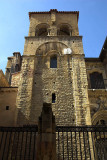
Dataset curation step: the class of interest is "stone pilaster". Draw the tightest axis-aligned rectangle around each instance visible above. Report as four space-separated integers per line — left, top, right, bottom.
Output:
16 56 35 125
71 54 91 125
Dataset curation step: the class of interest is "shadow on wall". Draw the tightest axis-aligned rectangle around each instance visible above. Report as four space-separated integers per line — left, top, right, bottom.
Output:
29 42 69 125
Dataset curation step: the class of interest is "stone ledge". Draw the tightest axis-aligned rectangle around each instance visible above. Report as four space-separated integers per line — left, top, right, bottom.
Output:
0 87 18 92
88 89 107 97
25 35 83 41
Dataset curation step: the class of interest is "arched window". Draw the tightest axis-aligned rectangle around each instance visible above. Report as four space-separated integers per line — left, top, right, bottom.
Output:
35 24 48 36
58 24 70 36
90 72 105 89
38 28 48 36
50 55 57 68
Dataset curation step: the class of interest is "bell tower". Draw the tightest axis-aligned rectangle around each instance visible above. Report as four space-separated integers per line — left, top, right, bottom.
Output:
16 9 91 126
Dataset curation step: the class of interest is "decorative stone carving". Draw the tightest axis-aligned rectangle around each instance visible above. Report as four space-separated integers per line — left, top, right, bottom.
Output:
96 97 106 110
51 12 56 24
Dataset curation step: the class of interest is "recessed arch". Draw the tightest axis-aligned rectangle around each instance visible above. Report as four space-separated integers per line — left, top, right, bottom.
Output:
87 69 106 89
36 42 68 56
92 110 107 125
57 23 72 36
35 23 50 36
88 69 103 74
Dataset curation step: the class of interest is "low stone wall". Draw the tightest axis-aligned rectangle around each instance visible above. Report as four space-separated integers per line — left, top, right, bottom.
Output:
0 87 18 126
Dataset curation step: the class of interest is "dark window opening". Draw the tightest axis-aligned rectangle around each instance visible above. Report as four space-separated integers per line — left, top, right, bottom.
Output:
58 26 70 36
15 64 20 72
50 55 57 68
6 106 9 110
90 72 105 89
36 27 48 36
52 93 56 103
38 28 48 36
100 120 106 125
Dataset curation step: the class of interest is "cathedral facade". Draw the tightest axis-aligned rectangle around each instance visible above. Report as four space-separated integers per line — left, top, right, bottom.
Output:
0 9 107 127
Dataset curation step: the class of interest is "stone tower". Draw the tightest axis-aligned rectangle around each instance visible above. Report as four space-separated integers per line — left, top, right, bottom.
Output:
5 52 21 85
16 9 91 126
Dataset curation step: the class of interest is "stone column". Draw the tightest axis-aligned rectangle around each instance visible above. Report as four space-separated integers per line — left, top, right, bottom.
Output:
36 103 56 160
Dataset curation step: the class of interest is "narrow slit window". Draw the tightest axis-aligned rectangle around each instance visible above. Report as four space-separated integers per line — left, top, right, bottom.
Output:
50 55 57 68
52 93 56 103
6 106 9 110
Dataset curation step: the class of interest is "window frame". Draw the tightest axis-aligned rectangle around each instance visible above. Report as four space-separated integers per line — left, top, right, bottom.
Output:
50 55 57 68
89 72 105 89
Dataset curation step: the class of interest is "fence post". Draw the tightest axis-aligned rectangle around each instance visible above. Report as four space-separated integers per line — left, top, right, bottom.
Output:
36 103 56 160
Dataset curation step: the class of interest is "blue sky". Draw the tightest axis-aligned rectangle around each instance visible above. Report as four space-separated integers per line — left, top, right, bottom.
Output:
0 0 107 73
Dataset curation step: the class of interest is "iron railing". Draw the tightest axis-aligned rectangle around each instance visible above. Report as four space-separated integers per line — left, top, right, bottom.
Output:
0 126 38 160
56 126 107 160
0 125 107 160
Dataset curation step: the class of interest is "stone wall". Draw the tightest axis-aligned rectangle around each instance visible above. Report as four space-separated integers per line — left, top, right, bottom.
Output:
11 72 21 87
0 70 9 87
16 56 35 125
0 87 18 126
85 60 107 125
85 60 107 88
30 53 91 126
29 12 79 36
5 52 21 85
88 90 107 125
16 37 91 126
16 10 91 126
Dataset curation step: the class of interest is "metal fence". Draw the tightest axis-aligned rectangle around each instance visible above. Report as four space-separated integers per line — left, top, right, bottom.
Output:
0 126 38 160
0 125 107 160
56 126 107 160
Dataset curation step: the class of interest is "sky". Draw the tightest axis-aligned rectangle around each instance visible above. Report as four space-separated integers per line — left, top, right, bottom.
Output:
0 0 107 73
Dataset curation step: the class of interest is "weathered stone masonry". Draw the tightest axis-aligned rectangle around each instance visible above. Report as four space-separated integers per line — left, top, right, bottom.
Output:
16 35 91 126
1 9 106 128
16 56 35 125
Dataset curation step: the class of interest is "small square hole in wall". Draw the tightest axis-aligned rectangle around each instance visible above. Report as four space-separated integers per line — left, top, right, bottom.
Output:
6 106 9 110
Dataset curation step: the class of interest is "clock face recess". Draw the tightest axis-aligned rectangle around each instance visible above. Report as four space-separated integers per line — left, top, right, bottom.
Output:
63 48 72 55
